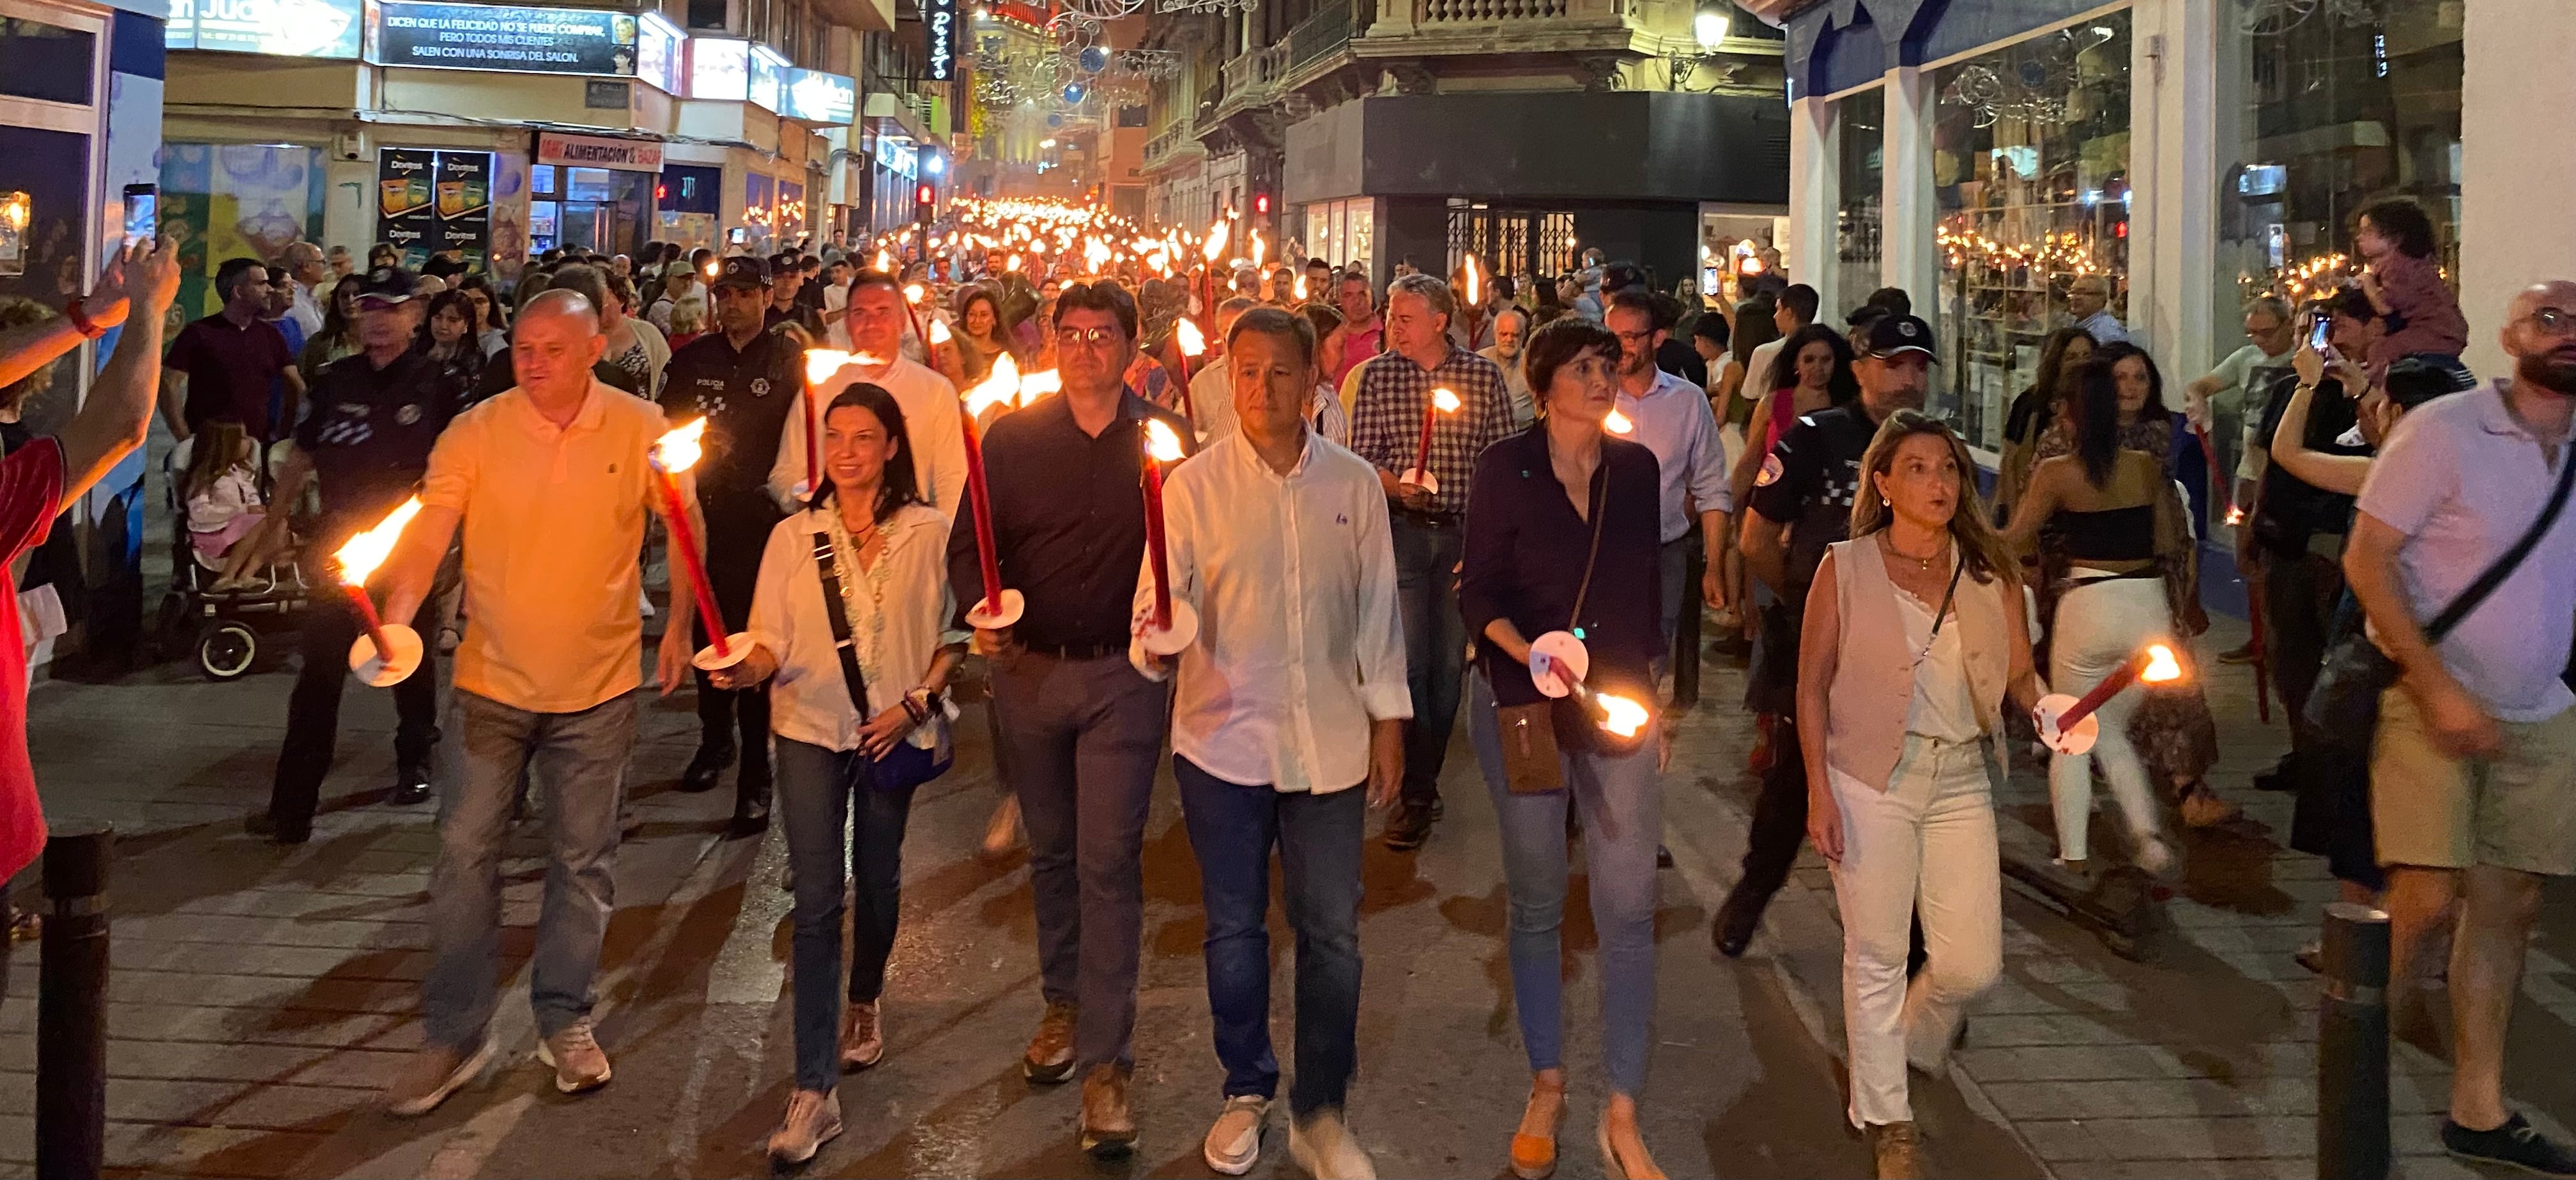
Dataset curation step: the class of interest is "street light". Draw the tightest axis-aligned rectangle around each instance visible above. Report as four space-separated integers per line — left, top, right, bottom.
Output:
1668 8 1739 89
1693 8 1729 48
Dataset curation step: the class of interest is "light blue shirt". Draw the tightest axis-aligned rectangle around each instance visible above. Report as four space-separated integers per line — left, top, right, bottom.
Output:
2076 309 2129 344
1614 367 1732 543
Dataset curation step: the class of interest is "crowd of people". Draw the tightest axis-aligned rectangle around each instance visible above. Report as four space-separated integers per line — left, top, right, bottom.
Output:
2 189 2573 1180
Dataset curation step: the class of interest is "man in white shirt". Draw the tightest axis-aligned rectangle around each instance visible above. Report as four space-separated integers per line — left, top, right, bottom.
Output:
1140 307 1407 1180
1606 292 1731 671
2069 275 2129 344
281 241 328 339
1744 283 1818 401
1184 296 1256 445
1476 305 1535 427
773 267 967 521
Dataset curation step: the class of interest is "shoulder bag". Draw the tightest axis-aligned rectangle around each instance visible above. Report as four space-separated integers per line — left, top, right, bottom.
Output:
2304 446 2576 740
811 528 952 793
1495 463 1611 794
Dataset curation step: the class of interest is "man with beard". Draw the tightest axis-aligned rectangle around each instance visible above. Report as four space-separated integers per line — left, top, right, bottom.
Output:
1476 307 1534 427
2344 280 2576 1176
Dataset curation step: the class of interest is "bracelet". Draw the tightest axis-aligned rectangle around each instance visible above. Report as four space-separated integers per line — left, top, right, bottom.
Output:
63 298 103 340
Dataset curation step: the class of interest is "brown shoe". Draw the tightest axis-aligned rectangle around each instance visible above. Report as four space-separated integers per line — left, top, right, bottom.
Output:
385 1037 496 1117
765 1087 843 1167
1867 1121 1924 1180
535 1018 613 1094
1078 1063 1137 1158
839 1000 884 1071
2178 785 2241 828
1023 999 1078 1083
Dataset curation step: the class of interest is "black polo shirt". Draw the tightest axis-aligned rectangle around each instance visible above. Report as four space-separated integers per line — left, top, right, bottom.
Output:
2251 370 2369 558
659 328 801 498
946 390 1196 650
295 350 461 549
1746 402 1878 597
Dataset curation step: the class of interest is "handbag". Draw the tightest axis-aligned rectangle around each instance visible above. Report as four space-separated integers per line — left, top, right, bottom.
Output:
812 530 953 793
1495 463 1611 794
2304 445 2576 739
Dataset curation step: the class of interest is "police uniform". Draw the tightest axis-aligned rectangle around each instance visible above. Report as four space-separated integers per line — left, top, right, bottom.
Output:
659 296 802 821
266 347 461 838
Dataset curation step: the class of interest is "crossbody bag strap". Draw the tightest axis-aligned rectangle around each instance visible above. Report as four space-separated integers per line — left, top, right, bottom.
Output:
2422 441 2576 643
809 531 872 719
1565 461 1610 629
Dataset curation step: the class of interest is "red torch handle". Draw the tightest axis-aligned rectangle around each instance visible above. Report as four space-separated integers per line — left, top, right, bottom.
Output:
1142 455 1172 630
2057 651 2147 732
803 378 820 491
1175 351 1197 429
343 583 392 663
1412 403 1438 479
960 413 1007 613
656 470 731 658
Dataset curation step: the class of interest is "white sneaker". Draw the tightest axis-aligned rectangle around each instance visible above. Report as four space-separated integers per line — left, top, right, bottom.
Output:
1204 1094 1269 1176
1290 1110 1377 1180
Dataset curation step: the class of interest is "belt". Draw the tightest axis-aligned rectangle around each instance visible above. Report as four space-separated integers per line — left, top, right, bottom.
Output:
1395 508 1463 527
1021 641 1125 661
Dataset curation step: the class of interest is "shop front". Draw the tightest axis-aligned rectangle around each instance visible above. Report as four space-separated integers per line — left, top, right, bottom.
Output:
531 131 662 259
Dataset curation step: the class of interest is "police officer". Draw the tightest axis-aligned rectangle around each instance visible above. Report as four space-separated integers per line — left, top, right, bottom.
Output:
1712 312 1935 954
661 255 804 836
252 266 459 844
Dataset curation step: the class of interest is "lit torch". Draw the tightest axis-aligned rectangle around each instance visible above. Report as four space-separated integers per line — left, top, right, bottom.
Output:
1133 417 1198 655
1172 317 1206 427
1604 408 1634 435
2035 643 2186 755
958 356 1026 631
650 419 751 669
1524 629 1653 740
901 283 931 349
1404 388 1464 495
334 496 425 687
1016 367 1061 406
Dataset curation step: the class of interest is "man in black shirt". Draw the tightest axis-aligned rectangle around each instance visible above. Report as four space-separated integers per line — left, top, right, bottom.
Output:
661 255 804 835
765 252 825 337
947 280 1192 1160
254 266 460 843
1713 313 1932 956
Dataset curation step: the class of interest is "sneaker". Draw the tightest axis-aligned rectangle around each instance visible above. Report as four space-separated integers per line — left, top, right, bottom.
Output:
1078 1063 1137 1158
765 1087 843 1168
1867 1121 1924 1180
535 1019 613 1094
679 743 733 793
1381 802 1434 852
390 763 431 807
1289 1109 1377 1180
385 1037 496 1117
1203 1094 1269 1176
839 1000 884 1071
2443 1112 2576 1177
1023 999 1078 1083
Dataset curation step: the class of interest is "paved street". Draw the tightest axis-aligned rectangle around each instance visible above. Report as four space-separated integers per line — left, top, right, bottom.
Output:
4 609 2575 1178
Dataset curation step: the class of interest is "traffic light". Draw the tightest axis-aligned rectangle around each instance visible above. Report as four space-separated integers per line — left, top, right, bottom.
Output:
1254 191 1271 216
914 183 935 222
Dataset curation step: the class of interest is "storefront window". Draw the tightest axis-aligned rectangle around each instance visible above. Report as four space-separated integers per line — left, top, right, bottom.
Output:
1834 88 1883 325
1930 12 2132 453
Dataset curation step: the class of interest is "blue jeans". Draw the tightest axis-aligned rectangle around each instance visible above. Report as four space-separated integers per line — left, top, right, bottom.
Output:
1174 756 1366 1117
1468 671 1663 1096
1392 515 1466 809
776 737 928 1092
423 689 632 1051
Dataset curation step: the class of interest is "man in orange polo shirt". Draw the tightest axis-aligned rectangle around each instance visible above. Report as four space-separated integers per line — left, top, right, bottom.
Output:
368 289 702 1117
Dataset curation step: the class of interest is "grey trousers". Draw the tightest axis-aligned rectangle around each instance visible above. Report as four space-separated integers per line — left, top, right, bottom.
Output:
988 651 1169 1071
422 689 634 1051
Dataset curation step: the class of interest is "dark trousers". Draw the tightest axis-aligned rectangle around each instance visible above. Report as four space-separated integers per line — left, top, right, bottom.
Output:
2264 547 2344 735
990 652 1169 1071
268 595 440 834
1391 515 1466 810
692 491 780 799
1729 719 1811 921
1174 756 1366 1118
776 737 920 1092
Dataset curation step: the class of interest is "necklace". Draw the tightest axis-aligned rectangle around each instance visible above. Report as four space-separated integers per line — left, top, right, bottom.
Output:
1883 531 1947 571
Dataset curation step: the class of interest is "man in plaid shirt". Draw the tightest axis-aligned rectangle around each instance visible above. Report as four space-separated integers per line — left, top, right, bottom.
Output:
1347 273 1514 850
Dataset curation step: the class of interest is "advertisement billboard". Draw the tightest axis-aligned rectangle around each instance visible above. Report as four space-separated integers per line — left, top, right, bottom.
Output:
367 1 639 76
924 0 955 81
689 36 748 101
783 68 854 124
169 0 364 58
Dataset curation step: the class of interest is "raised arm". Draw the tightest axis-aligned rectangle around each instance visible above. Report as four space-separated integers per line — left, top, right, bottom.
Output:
0 245 141 392
2270 365 2373 498
58 241 181 509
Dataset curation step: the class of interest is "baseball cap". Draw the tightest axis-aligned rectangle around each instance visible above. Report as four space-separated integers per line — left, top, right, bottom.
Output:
1863 314 1938 361
352 265 418 307
712 256 772 289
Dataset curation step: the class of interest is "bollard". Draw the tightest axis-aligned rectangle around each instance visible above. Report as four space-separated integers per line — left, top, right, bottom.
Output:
38 822 112 1180
2317 900 2390 1180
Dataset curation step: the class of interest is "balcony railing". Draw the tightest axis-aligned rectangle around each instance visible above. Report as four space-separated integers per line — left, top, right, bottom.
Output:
1416 0 1569 22
1219 42 1289 109
1285 3 1353 74
1144 118 1200 168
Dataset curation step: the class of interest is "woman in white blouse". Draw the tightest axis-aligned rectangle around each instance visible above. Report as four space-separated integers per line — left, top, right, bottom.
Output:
709 383 967 1167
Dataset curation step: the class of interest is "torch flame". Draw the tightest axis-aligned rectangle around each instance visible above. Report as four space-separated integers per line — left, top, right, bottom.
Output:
2141 645 2185 684
652 417 709 475
1175 318 1206 357
1144 418 1186 464
1017 368 1061 405
332 496 423 586
963 353 1024 418
1293 275 1308 302
1250 230 1266 270
1202 220 1229 264
1431 387 1463 414
1462 255 1481 306
1595 692 1650 738
1604 408 1634 435
703 261 719 280
929 319 952 345
874 250 891 272
904 284 925 305
1007 254 1023 272
2224 505 2245 526
804 349 854 386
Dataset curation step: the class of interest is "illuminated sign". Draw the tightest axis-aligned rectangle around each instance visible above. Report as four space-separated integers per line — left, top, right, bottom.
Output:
747 42 788 111
636 10 683 94
535 132 665 171
782 67 854 123
368 1 639 76
168 0 364 58
689 36 748 100
925 0 956 81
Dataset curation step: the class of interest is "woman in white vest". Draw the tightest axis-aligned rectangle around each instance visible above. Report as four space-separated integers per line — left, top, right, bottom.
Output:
1798 410 2046 1180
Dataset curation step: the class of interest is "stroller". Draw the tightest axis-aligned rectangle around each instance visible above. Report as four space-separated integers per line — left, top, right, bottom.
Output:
154 434 314 680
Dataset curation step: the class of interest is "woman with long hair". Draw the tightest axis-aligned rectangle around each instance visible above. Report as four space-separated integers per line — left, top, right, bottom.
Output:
1729 324 1863 756
456 275 510 357
2004 348 2204 873
1803 410 2041 1179
297 279 362 385
710 383 965 1167
1460 318 1669 1180
1996 327 2097 519
415 291 487 388
939 286 1008 387
1713 298 1779 442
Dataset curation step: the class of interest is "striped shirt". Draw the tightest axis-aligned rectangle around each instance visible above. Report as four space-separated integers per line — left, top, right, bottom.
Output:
1346 344 1513 515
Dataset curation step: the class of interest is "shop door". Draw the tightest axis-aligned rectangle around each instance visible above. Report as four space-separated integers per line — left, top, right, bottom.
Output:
1446 208 1575 287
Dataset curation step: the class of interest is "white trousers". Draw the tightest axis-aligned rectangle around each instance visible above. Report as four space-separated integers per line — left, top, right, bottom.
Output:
2046 575 2169 862
1827 735 2003 1128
